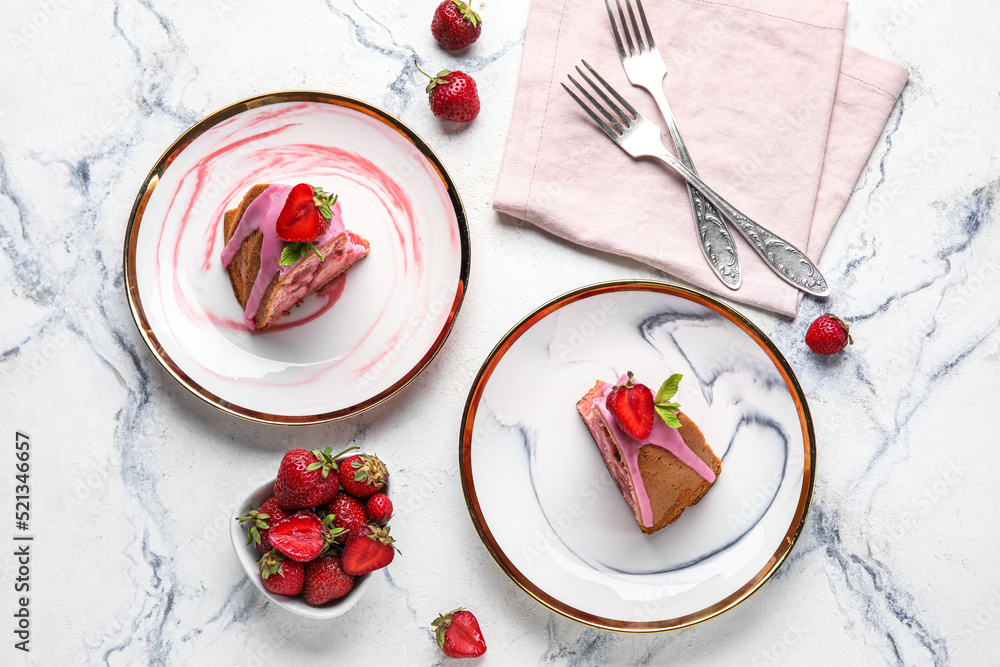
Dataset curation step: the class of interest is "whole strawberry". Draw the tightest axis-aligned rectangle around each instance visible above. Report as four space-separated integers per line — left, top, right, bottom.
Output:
274 446 355 511
805 314 853 355
431 0 482 51
339 452 389 498
416 63 480 123
341 523 399 575
326 492 368 538
432 608 487 658
303 555 355 606
366 493 393 525
258 549 305 597
237 496 288 554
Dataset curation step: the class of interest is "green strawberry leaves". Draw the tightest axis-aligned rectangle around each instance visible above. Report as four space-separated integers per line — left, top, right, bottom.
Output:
238 508 273 547
312 187 339 223
452 0 481 27
415 60 453 97
306 447 341 478
279 242 323 266
654 373 684 429
258 549 285 579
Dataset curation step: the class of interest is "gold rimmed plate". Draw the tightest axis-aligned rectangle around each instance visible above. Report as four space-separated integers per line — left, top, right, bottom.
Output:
124 92 470 425
460 281 815 632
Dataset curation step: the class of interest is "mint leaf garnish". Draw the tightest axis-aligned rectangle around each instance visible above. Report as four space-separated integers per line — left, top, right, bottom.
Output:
654 373 684 429
279 242 325 267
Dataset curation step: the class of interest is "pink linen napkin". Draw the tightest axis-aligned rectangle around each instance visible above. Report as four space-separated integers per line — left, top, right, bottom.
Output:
493 0 909 317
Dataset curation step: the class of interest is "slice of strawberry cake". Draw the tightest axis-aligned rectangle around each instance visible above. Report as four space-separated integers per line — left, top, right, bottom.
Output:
576 373 721 534
221 183 370 330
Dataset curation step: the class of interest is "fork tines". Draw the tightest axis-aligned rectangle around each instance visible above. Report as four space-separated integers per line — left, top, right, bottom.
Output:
605 0 655 58
561 60 642 138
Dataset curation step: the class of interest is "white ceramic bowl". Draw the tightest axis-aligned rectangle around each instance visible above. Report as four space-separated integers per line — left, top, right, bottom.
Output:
230 464 391 619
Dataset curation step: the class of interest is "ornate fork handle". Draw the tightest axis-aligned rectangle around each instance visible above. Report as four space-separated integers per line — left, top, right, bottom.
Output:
727 213 829 295
652 149 830 296
690 188 741 287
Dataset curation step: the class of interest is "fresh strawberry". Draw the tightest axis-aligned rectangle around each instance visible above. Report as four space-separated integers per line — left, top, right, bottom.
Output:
606 372 655 440
276 184 324 242
274 446 354 511
303 555 355 605
341 523 399 575
326 492 368 538
339 453 388 498
258 549 305 597
432 608 487 658
431 0 482 51
806 314 853 355
268 511 326 562
416 63 480 123
237 496 288 554
365 493 393 525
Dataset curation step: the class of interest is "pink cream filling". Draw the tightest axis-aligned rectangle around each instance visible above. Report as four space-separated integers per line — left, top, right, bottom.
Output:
220 184 350 328
594 374 716 527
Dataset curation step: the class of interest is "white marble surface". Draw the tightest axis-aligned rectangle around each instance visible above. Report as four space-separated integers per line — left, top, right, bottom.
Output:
0 0 997 665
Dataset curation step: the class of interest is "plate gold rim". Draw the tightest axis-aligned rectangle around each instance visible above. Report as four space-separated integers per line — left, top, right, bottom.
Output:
459 280 816 633
122 91 471 426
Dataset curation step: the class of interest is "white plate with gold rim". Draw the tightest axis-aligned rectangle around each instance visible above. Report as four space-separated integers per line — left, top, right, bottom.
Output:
460 281 815 632
124 92 470 425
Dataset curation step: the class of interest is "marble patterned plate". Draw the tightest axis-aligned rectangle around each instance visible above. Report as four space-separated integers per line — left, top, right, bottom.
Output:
124 92 469 424
460 281 815 632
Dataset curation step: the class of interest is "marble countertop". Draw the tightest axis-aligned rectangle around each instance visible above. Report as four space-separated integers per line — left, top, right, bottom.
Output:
1 0 997 665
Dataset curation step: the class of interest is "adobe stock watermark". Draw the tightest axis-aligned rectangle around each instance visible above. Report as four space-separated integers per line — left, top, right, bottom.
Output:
883 459 965 542
883 0 933 31
749 620 806 667
550 293 634 362
519 471 618 565
7 0 64 50
15 329 72 383
958 589 1000 642
851 126 965 237
725 476 781 531
350 279 460 394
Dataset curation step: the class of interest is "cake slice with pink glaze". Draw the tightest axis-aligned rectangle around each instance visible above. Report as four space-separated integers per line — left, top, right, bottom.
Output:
576 375 721 534
222 184 370 330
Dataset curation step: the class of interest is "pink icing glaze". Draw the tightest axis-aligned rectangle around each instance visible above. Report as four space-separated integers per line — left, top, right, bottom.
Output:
594 374 717 527
220 184 346 328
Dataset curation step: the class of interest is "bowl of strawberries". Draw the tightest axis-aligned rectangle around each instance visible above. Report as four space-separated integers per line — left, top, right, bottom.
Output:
230 446 397 619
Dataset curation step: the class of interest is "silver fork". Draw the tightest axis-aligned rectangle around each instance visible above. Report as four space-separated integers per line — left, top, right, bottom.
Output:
563 61 830 297
605 0 741 291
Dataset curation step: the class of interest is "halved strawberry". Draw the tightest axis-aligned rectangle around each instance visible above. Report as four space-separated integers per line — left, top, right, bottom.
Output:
341 523 399 575
268 511 326 562
237 496 288 554
606 372 655 440
275 183 327 242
